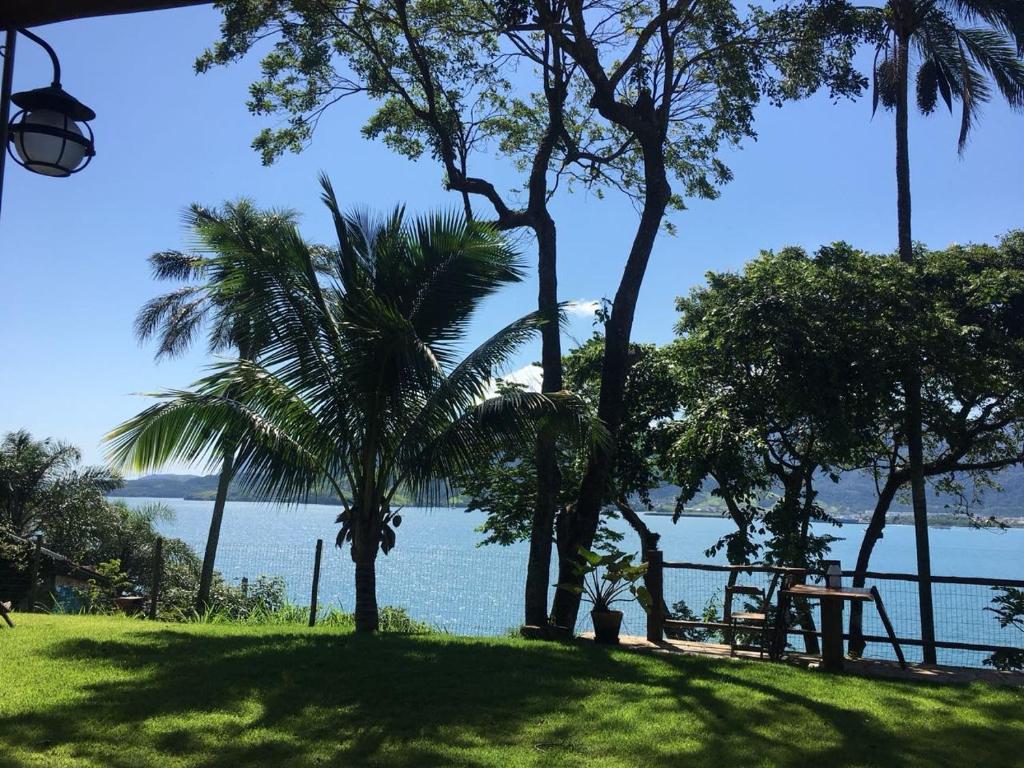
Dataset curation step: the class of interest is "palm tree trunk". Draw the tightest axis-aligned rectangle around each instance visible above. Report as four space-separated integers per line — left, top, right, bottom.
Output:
551 146 672 630
525 215 563 628
195 448 235 614
896 30 938 665
849 478 899 656
353 554 379 632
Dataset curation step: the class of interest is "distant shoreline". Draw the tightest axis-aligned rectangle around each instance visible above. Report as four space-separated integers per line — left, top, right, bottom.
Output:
112 492 1023 529
644 509 1024 529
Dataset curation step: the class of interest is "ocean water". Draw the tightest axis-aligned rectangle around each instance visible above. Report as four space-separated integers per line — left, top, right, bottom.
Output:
138 497 1024 666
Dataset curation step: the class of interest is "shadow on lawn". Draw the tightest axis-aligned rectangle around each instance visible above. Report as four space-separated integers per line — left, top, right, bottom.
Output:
2 628 1021 768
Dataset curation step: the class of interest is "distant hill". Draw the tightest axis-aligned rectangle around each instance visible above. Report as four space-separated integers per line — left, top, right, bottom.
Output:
642 466 1024 519
113 466 1024 518
110 474 435 506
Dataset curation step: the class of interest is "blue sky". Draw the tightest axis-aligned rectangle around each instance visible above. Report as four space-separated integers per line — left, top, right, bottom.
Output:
1 6 1022 467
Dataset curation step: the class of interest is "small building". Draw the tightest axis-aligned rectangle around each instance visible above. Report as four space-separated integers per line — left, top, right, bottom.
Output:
0 531 105 609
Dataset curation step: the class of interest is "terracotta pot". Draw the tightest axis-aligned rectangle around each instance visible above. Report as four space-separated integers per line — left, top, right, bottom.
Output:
591 609 623 645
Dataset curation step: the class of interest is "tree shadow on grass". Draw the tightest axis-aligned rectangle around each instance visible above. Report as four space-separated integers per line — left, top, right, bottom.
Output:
2 628 1021 767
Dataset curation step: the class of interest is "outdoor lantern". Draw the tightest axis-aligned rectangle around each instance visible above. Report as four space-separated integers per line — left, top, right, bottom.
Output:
8 84 95 177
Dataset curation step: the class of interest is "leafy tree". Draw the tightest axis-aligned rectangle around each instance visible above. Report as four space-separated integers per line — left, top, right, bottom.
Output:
136 201 304 612
866 0 1024 662
660 236 1024 654
526 0 867 628
198 0 591 626
848 232 1024 654
665 245 896 570
458 336 678 564
663 245 902 650
0 430 121 539
108 178 593 632
198 0 866 630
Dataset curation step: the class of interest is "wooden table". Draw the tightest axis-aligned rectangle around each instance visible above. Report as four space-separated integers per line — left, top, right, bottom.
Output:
782 584 905 672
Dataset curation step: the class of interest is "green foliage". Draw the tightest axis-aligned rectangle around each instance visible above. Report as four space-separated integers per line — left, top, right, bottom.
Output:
984 587 1024 671
0 430 122 539
867 0 1024 152
666 244 899 567
184 600 434 633
557 547 651 613
196 0 866 216
665 231 1024 567
71 559 132 615
108 180 594 629
666 594 722 643
136 202 302 361
457 338 678 550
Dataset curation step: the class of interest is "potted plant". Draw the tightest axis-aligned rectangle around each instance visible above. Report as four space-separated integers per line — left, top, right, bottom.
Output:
559 548 652 644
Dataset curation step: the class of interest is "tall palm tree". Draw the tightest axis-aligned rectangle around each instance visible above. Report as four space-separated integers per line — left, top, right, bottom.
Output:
135 201 299 613
869 0 1024 662
108 177 593 631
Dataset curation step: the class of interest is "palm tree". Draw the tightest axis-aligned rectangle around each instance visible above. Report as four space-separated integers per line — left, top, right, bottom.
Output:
108 177 593 631
135 201 299 613
0 430 120 538
869 0 1024 662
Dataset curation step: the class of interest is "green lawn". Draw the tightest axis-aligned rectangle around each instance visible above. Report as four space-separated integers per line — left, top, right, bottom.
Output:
0 615 1020 767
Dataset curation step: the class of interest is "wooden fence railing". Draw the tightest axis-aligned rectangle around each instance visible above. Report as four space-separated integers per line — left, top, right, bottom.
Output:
642 549 1024 663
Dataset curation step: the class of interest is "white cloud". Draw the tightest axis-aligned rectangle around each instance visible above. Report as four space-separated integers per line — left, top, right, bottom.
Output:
503 364 544 391
481 363 543 399
565 299 601 318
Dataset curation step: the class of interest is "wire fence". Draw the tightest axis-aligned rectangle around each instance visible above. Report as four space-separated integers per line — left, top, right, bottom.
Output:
3 534 1021 670
658 565 1024 668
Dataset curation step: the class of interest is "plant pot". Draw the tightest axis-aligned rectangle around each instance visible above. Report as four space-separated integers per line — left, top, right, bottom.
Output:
591 609 623 645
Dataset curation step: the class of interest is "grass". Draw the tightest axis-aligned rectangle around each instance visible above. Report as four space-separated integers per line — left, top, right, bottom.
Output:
0 615 1021 767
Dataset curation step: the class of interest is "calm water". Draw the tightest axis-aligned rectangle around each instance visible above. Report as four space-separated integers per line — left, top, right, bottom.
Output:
137 497 1023 665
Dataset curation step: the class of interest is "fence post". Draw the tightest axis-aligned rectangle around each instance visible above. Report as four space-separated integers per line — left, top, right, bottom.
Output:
645 549 664 642
919 577 937 666
240 577 249 598
149 537 163 620
21 535 43 611
309 538 323 628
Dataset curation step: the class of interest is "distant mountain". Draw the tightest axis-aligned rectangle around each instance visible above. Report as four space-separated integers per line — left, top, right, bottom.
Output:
645 466 1024 519
111 474 222 499
110 474 434 506
112 465 1024 518
109 474 339 504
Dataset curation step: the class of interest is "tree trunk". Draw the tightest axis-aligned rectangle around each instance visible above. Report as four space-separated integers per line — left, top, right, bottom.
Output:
551 147 672 630
353 555 379 632
525 215 563 627
895 29 937 664
195 449 235 614
849 477 900 656
351 521 380 633
615 498 660 554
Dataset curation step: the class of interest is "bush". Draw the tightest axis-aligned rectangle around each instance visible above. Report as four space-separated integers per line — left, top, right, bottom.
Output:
184 599 435 633
666 593 721 643
984 587 1024 672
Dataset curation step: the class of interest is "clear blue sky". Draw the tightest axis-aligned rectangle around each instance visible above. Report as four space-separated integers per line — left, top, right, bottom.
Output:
1 6 1022 466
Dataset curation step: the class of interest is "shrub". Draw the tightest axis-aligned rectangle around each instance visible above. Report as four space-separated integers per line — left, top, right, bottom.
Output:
984 587 1024 672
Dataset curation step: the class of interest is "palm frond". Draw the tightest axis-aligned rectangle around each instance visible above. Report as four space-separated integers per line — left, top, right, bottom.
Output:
397 390 606 505
958 27 1024 109
105 368 343 506
134 286 209 358
148 250 207 282
941 0 1024 53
